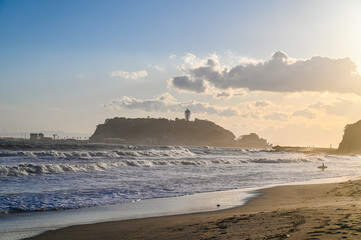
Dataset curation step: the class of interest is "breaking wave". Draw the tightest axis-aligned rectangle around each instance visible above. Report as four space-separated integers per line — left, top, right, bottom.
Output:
1 141 359 217
0 155 328 177
0 147 195 159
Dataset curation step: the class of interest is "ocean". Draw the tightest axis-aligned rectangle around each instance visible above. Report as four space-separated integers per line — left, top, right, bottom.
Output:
1 140 361 239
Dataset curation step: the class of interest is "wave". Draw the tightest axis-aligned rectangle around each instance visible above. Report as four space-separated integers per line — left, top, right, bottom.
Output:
0 147 195 159
0 146 269 160
0 159 238 176
0 140 267 154
0 154 329 177
0 140 207 151
249 155 328 163
0 162 119 177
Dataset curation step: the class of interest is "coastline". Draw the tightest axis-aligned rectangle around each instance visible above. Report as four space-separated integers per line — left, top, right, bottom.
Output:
1 187 258 240
27 176 361 240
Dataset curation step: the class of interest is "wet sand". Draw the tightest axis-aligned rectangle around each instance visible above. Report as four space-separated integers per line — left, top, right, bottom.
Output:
28 178 361 240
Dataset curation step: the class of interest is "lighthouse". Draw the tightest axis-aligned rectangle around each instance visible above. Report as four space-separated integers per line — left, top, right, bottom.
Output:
185 109 190 121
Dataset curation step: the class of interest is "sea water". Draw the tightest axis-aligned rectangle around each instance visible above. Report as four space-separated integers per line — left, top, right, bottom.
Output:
1 140 361 239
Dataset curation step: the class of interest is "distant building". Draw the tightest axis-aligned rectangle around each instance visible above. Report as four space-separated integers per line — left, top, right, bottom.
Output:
185 109 191 121
30 133 44 140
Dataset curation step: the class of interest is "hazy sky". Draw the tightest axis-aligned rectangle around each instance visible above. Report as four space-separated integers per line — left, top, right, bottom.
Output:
1 0 361 147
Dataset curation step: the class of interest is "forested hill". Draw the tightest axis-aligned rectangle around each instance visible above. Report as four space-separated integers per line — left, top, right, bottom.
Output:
90 117 271 148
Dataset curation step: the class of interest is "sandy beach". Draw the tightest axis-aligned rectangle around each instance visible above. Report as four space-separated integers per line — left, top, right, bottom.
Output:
27 178 361 240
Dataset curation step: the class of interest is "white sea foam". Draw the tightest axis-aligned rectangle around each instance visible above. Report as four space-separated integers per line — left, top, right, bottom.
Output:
0 154 335 177
0 162 110 176
0 147 195 160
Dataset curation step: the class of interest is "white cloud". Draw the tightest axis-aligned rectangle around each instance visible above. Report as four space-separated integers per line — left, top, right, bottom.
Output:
224 49 262 66
148 64 165 71
169 54 177 60
238 57 263 65
107 93 238 117
110 70 148 79
169 51 361 95
178 53 222 71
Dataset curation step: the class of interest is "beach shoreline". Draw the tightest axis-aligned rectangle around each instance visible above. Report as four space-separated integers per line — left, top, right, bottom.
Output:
27 176 361 240
1 187 258 240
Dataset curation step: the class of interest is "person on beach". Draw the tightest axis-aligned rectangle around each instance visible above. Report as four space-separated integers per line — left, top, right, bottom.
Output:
318 163 327 171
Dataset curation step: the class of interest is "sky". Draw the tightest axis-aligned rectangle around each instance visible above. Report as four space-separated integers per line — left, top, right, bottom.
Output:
1 0 361 147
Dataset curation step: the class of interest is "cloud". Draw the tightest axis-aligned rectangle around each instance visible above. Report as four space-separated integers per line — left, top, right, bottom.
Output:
238 57 263 65
110 70 148 79
169 51 361 95
169 54 177 60
308 102 325 110
148 64 165 71
309 98 361 119
170 76 208 93
254 100 270 107
264 112 289 121
107 93 238 117
170 53 223 94
211 88 247 99
224 49 263 66
241 113 259 119
214 91 231 98
292 109 316 119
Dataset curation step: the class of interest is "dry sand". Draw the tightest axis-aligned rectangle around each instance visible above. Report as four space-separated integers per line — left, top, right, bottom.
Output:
28 179 361 240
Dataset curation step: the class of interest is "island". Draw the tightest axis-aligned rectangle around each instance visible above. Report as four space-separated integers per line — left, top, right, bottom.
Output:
90 117 271 148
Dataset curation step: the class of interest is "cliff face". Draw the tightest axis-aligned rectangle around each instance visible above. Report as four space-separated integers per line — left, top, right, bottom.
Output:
338 120 361 153
90 117 271 148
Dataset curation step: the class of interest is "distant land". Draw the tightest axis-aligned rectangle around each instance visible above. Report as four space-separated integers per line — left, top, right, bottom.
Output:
338 120 361 154
0 130 90 140
3 118 361 153
90 117 271 148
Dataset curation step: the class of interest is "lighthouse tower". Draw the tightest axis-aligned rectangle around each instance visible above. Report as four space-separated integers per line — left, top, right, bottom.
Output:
185 109 190 121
